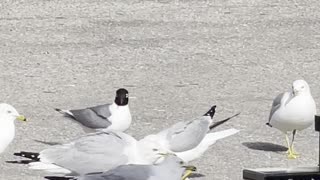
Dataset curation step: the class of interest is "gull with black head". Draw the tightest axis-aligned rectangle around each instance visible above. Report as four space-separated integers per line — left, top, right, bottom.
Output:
55 88 131 132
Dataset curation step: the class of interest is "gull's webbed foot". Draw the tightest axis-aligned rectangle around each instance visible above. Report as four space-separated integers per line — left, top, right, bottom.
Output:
287 148 299 159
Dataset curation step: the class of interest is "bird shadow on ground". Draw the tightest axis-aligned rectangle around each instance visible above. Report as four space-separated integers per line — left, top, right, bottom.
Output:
33 139 61 146
242 142 288 152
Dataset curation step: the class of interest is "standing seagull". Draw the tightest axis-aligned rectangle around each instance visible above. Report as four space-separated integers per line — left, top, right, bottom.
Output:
55 88 131 132
266 80 317 159
0 103 26 153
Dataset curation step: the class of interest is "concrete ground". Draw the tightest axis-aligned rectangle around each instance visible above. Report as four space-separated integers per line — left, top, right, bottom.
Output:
0 0 320 179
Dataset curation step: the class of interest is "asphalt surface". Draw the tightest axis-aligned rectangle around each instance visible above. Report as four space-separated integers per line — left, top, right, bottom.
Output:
0 0 320 179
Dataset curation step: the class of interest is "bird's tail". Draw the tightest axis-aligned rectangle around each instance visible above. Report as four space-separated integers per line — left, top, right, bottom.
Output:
54 108 74 118
204 128 240 144
209 112 240 130
13 151 40 161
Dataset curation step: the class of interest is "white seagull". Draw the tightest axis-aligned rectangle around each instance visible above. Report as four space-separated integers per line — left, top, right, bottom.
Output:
0 103 26 154
12 130 169 175
266 79 317 159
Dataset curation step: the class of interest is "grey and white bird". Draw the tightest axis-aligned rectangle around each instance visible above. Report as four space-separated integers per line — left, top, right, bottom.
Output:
0 103 26 153
140 106 240 162
44 155 197 180
12 130 169 175
266 79 317 159
55 88 131 132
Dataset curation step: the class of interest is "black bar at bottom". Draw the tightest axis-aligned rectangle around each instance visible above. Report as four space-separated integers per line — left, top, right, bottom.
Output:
243 167 320 180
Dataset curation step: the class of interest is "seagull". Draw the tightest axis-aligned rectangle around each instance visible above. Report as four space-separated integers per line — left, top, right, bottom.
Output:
0 103 26 153
55 88 131 132
140 106 240 162
11 130 169 175
266 80 317 159
44 155 197 180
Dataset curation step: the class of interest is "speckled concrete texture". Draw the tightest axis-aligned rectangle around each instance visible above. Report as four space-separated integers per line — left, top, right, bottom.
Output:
0 0 320 179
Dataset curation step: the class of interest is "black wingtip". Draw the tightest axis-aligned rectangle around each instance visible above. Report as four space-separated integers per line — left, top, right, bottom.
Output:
45 176 75 180
54 108 62 112
13 151 40 161
209 112 240 130
266 122 272 127
203 105 217 118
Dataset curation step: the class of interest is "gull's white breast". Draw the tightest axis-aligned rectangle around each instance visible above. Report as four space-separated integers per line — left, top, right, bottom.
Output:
271 95 316 132
0 119 15 153
107 105 132 132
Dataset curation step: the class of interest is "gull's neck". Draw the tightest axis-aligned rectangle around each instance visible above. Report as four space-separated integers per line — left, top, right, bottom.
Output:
0 116 15 124
111 102 129 109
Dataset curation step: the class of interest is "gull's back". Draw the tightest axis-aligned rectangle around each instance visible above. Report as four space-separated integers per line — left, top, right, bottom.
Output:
79 155 184 180
32 131 134 175
79 165 151 180
164 116 211 152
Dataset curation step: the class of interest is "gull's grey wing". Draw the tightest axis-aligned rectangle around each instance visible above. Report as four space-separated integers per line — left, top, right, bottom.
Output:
89 104 112 119
70 104 112 129
268 93 285 123
79 173 125 180
80 165 152 180
166 117 210 152
39 131 129 174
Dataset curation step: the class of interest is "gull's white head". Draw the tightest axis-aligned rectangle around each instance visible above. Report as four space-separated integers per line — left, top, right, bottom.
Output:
0 103 26 122
292 80 310 96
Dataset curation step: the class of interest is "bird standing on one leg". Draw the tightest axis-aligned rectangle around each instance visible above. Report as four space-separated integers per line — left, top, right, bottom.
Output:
266 80 317 159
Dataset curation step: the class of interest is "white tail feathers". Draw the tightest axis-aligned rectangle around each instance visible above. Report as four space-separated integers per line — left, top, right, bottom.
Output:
176 128 239 162
203 128 239 144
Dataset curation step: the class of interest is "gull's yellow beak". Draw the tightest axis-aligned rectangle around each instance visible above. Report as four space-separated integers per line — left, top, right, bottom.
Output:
16 115 27 122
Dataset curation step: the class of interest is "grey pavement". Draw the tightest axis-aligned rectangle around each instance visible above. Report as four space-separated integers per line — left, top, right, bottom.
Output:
0 0 320 179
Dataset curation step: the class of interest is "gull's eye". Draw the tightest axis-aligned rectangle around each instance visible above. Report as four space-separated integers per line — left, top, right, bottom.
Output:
301 86 305 89
7 110 12 114
179 161 184 165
